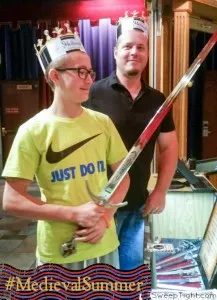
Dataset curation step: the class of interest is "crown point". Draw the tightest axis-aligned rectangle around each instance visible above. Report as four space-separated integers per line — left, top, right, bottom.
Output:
64 23 72 33
44 30 51 41
34 44 38 53
131 10 139 17
53 27 63 36
74 27 79 35
37 39 43 50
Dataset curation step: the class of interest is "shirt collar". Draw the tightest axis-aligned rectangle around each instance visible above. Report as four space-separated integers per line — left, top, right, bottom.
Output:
108 71 150 94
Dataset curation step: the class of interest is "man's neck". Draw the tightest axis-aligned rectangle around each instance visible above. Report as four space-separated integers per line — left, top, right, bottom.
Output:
116 70 142 100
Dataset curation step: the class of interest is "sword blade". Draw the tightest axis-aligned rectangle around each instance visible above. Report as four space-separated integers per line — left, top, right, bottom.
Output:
157 277 202 284
156 252 198 269
156 245 201 266
97 31 217 203
157 267 200 276
157 259 198 271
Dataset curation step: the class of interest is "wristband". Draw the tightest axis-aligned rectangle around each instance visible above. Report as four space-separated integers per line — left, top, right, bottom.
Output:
102 215 110 228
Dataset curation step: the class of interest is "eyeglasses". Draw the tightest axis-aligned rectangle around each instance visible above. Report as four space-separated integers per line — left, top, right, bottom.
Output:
56 67 96 81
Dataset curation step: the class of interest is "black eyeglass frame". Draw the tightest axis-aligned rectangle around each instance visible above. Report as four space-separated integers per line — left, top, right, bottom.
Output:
56 67 96 81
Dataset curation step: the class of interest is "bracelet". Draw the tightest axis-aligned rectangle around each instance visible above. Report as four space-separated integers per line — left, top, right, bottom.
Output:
102 215 110 228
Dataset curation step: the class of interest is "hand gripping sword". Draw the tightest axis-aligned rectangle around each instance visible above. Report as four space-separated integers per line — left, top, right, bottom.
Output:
86 31 217 207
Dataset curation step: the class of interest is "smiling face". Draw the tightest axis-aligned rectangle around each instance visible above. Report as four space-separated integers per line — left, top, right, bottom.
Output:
48 51 94 104
114 30 149 78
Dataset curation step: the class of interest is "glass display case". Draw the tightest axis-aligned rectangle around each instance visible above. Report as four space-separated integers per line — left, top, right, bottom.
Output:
196 158 217 190
147 169 217 291
196 158 217 174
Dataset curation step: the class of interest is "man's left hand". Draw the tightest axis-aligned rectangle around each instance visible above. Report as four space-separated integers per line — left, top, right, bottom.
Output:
143 189 166 216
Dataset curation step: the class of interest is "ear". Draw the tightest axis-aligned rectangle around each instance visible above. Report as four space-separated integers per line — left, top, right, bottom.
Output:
49 68 60 86
114 47 117 60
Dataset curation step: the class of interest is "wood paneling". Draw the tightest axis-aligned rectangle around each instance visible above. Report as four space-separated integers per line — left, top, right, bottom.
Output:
153 191 215 239
190 16 217 33
207 173 217 189
172 1 192 159
193 0 217 9
192 3 217 22
161 16 173 96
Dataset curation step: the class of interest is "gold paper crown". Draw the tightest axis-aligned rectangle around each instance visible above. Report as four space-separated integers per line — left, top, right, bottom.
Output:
34 23 86 73
117 11 149 39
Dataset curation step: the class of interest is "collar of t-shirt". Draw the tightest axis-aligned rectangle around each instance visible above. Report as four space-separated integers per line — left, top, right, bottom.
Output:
108 71 150 102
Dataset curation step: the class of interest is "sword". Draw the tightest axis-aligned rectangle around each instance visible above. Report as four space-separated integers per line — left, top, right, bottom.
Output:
157 277 202 284
173 239 201 254
86 31 217 206
157 274 200 280
156 259 198 272
156 244 201 267
157 283 202 290
156 251 198 269
157 267 200 276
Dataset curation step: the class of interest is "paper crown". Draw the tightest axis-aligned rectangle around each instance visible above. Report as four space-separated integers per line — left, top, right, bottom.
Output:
34 23 86 73
117 11 149 39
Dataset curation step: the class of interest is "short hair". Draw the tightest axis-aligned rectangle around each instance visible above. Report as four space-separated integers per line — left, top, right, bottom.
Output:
44 55 68 91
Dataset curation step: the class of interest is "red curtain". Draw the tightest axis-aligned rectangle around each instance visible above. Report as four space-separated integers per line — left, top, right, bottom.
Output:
0 0 146 24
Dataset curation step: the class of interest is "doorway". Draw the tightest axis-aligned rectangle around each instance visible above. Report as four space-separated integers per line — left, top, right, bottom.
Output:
0 81 39 170
202 71 217 159
187 29 217 160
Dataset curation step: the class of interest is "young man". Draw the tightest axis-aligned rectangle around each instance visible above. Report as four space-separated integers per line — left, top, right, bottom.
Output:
86 13 178 270
2 25 130 269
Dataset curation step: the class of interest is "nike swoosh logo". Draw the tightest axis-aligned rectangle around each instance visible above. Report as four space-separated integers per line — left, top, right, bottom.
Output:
46 133 102 164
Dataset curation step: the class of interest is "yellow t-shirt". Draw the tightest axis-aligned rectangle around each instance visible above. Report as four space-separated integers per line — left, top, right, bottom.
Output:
2 108 128 264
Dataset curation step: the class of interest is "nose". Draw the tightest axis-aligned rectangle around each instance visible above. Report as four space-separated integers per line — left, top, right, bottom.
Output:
130 46 138 55
86 73 93 83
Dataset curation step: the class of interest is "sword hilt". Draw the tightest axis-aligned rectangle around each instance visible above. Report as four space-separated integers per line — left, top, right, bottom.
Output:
60 180 128 257
85 180 128 208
